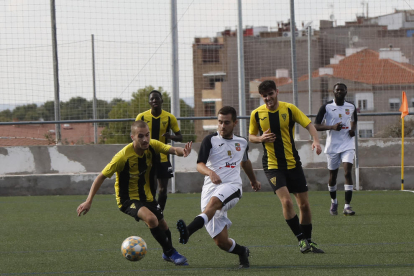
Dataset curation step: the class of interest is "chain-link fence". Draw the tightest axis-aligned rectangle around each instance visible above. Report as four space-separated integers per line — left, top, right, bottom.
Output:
1 0 413 146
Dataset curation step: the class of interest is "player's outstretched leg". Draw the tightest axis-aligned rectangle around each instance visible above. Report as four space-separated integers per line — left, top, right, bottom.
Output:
162 248 188 265
177 219 189 244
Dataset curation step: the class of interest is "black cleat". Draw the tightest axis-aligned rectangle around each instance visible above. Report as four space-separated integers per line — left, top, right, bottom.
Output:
176 219 189 244
309 242 325 253
238 247 250 269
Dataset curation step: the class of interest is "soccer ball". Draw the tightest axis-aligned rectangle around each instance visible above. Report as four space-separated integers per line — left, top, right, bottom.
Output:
121 236 147 261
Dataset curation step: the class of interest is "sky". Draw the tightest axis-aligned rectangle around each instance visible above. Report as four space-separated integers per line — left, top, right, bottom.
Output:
0 0 413 110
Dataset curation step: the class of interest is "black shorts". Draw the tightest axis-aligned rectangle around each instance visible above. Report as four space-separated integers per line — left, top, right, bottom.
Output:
264 166 308 194
120 200 163 222
156 161 173 179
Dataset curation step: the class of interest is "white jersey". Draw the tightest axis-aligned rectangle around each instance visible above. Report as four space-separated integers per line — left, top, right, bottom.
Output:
315 99 357 154
197 132 249 189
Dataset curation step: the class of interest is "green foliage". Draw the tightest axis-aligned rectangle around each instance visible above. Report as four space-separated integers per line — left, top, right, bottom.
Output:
0 109 12 122
12 104 38 121
101 85 196 144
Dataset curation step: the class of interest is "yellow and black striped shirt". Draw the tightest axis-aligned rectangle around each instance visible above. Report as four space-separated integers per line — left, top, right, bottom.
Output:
136 110 180 163
102 140 171 208
249 102 311 170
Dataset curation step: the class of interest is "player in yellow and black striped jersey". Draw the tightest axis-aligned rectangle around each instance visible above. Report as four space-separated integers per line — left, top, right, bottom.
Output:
249 80 324 254
136 90 182 211
77 121 192 265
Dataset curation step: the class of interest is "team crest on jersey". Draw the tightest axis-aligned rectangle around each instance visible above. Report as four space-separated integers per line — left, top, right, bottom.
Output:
130 203 136 209
270 177 277 186
345 109 350 115
228 151 232 157
162 121 167 127
339 114 342 118
235 143 241 151
282 114 287 121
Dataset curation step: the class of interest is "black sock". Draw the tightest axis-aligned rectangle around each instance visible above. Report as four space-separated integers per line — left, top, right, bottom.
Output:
164 228 172 248
230 243 245 255
158 193 167 211
345 190 352 204
286 215 304 241
150 226 173 254
300 223 312 242
187 216 206 237
330 191 337 201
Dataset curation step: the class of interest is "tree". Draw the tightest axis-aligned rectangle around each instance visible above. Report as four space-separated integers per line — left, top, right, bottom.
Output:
101 85 196 143
38 101 55 121
12 104 38 121
375 118 414 138
0 109 12 122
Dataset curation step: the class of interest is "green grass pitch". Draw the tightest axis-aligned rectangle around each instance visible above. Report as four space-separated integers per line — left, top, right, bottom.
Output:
1 191 413 275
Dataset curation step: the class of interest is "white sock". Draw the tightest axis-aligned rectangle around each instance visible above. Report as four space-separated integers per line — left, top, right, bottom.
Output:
344 204 351 208
198 213 209 225
332 198 338 204
227 238 236 252
328 184 337 204
344 185 353 191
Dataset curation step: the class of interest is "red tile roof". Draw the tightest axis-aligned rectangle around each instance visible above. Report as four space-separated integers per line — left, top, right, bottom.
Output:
0 123 104 146
298 49 414 84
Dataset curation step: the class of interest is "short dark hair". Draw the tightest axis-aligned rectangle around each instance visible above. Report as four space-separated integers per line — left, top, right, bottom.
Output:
148 90 163 101
333 83 347 91
218 106 237 122
258 80 277 95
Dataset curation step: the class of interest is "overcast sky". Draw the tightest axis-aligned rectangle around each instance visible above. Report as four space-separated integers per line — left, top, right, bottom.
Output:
0 0 413 109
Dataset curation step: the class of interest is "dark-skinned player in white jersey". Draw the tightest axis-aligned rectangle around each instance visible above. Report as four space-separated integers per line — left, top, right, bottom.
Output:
314 83 357 216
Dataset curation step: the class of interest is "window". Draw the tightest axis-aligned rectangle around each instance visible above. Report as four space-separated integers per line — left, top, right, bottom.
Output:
358 121 374 138
204 77 224 89
202 49 219 63
359 129 373 138
204 102 216 116
389 98 400 111
355 93 374 111
358 99 367 110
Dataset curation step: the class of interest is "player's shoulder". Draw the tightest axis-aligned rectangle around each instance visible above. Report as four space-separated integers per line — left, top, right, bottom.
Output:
202 132 219 143
233 134 248 144
251 104 267 114
161 110 176 118
344 101 356 108
136 109 152 119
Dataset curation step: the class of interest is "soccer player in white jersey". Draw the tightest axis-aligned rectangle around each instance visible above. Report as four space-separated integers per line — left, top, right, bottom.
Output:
176 106 261 269
314 83 358 216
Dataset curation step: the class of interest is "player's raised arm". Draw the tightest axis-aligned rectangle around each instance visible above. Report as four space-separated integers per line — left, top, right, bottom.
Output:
76 173 107 216
169 141 192 157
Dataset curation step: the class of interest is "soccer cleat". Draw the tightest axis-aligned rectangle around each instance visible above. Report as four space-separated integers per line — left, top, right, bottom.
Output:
299 239 311 254
238 247 250 269
330 202 338 215
343 207 356 216
309 242 325 253
177 219 190 244
163 249 188 265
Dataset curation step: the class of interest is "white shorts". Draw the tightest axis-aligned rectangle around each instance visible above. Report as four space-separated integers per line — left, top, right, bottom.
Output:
201 183 242 238
326 149 355 170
